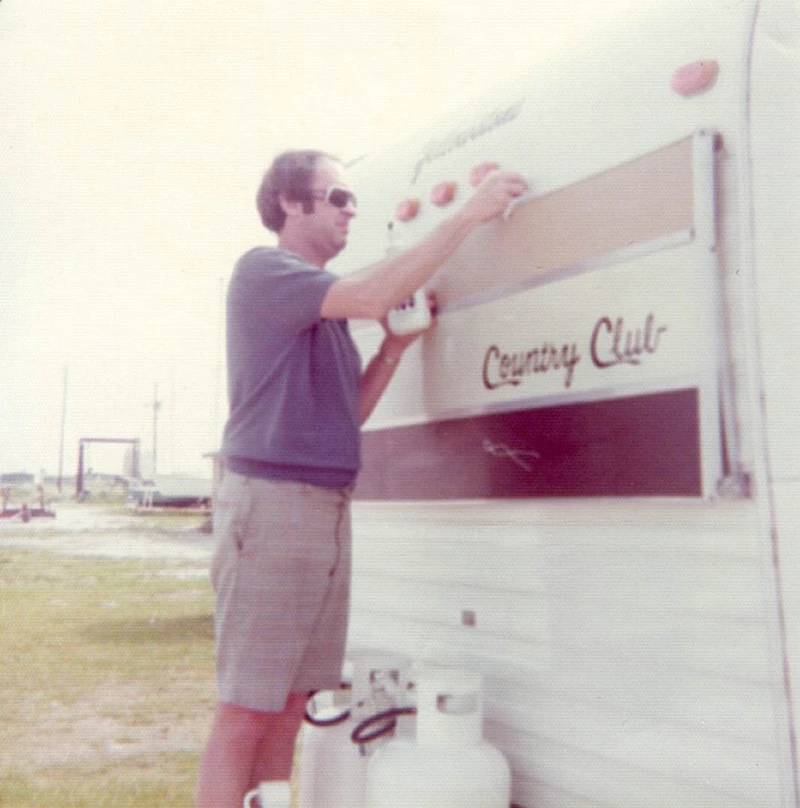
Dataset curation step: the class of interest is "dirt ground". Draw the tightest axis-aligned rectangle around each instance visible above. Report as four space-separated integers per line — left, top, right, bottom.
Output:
1 683 214 772
0 502 218 784
0 500 216 562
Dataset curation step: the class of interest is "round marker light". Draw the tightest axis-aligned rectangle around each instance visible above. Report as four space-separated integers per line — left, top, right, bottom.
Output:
671 60 719 96
431 181 457 206
469 161 499 187
395 198 420 222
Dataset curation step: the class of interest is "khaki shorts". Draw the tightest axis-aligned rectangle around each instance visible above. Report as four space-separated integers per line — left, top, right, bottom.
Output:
210 471 352 712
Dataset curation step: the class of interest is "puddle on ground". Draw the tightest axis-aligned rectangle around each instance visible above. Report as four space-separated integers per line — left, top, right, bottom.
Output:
0 502 215 562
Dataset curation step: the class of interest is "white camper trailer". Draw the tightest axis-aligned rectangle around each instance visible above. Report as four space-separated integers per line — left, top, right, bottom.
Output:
329 1 800 805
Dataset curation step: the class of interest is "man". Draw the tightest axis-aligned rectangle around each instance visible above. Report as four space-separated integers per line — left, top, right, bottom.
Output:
196 149 526 808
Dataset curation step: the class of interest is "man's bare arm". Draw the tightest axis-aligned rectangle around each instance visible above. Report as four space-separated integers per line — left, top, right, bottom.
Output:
320 171 527 322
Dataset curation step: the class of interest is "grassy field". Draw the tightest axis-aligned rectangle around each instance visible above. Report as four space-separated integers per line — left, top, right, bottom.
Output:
0 510 216 807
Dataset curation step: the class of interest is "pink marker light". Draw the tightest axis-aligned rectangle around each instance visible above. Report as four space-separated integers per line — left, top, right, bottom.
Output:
469 161 500 187
671 60 719 96
430 181 457 207
395 198 420 222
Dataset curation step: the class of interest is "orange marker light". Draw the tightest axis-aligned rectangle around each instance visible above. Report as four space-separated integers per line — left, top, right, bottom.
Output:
469 161 499 187
430 181 457 206
395 198 420 222
671 60 719 96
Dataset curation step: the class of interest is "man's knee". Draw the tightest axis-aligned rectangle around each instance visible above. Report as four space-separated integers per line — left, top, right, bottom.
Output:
217 695 306 737
215 703 275 746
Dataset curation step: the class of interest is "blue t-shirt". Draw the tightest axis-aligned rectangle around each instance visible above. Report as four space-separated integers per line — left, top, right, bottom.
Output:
221 247 363 487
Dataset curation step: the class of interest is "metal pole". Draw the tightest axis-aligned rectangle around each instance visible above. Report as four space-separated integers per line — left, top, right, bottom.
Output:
57 366 68 494
213 276 224 450
152 382 161 478
76 440 84 498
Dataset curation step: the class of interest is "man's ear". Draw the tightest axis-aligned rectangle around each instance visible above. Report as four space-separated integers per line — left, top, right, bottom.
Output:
279 193 305 219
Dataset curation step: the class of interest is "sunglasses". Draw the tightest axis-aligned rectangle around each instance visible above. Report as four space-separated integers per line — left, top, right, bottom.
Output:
311 185 357 209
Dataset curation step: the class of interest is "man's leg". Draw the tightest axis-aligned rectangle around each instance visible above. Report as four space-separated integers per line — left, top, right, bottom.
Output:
251 691 307 782
196 693 306 808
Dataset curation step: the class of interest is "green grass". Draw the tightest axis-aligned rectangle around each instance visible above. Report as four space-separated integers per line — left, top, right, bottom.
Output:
0 544 216 807
0 754 199 808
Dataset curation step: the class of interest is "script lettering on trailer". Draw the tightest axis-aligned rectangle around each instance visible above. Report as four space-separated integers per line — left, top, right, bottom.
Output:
411 101 524 184
482 312 668 391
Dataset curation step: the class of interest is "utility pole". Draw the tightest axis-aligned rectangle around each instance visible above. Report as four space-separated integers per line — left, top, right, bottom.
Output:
213 275 224 450
57 366 68 494
152 381 161 478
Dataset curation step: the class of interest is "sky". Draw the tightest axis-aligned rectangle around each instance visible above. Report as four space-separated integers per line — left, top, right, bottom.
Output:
0 0 642 480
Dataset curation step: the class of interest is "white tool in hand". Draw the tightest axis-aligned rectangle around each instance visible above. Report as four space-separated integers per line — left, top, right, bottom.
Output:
503 189 537 220
387 289 431 335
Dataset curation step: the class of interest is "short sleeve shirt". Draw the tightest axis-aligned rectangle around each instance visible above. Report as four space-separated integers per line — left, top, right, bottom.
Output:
221 247 362 486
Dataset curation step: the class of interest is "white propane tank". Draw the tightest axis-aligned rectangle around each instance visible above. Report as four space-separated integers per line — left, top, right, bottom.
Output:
365 666 511 808
242 780 291 808
296 649 413 808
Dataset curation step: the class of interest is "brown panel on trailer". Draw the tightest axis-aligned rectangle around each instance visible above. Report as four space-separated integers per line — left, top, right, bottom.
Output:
430 136 695 307
355 388 702 500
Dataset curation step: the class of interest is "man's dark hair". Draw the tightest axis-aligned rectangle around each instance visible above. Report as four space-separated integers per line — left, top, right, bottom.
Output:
256 150 339 233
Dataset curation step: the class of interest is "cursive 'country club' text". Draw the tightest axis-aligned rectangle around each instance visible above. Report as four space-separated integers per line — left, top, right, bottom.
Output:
590 313 668 368
483 342 581 390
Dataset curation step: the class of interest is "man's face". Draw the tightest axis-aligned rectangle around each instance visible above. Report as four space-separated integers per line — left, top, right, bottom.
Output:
305 157 357 262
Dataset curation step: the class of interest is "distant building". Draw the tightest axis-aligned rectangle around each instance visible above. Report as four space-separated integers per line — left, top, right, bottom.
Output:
0 472 36 486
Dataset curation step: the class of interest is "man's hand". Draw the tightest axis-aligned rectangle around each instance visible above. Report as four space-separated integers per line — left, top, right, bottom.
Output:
460 171 528 225
361 291 438 423
379 290 438 348
321 174 527 324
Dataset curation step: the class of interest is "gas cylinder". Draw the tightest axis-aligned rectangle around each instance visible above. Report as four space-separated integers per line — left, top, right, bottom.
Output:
243 780 290 808
364 666 511 808
295 649 413 808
